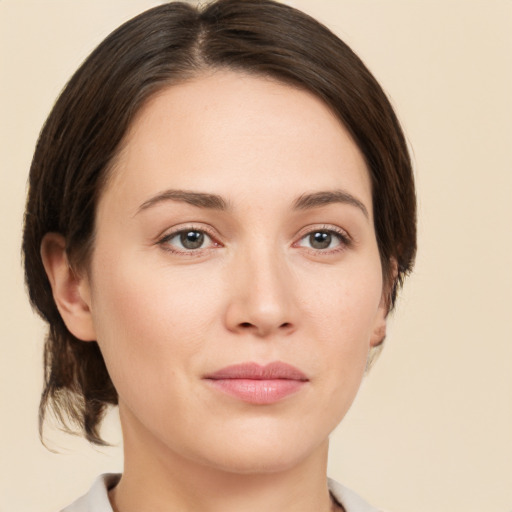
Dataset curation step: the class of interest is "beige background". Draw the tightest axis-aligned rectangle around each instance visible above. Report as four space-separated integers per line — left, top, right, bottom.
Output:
1 1 511 511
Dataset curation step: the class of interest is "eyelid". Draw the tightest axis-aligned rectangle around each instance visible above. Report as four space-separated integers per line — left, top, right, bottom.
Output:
156 224 223 255
155 222 352 256
293 224 352 252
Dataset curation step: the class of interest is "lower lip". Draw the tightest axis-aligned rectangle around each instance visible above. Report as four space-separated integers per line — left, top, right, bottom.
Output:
206 379 306 404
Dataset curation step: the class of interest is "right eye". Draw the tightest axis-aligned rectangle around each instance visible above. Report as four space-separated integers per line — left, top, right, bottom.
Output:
159 228 218 253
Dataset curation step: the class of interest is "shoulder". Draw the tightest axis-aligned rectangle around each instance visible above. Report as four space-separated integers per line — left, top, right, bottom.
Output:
59 474 120 512
328 478 384 512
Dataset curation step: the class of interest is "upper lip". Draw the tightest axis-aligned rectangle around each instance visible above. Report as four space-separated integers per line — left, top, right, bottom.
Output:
205 362 308 381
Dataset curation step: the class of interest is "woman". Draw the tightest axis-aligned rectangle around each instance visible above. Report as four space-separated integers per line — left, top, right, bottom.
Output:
22 1 416 511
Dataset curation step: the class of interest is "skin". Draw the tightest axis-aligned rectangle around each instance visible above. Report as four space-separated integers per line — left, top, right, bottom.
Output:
42 71 389 512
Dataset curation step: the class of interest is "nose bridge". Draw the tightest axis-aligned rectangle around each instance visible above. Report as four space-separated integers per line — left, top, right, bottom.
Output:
226 235 296 336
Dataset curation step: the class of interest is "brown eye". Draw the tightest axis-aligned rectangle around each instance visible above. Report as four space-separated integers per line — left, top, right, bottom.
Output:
161 229 215 252
309 231 332 249
180 231 205 249
297 229 345 251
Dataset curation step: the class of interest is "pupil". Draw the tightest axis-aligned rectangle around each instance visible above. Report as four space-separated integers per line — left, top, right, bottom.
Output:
310 231 331 249
181 231 204 249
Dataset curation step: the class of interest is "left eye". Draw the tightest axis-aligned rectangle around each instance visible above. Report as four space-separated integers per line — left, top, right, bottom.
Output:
297 230 344 250
163 230 214 251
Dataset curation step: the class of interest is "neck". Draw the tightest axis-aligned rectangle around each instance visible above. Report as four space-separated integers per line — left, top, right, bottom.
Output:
110 404 337 512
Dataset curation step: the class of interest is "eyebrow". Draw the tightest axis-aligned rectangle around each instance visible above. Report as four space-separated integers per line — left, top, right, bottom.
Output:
136 189 229 214
293 190 369 219
136 188 369 219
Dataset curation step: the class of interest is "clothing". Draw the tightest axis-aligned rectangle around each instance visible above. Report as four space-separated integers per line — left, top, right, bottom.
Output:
61 473 382 512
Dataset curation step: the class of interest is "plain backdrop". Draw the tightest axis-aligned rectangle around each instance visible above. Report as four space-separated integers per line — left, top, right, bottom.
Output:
1 1 511 511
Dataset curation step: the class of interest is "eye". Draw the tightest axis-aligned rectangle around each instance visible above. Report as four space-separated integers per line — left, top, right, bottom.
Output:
296 229 348 251
160 229 217 252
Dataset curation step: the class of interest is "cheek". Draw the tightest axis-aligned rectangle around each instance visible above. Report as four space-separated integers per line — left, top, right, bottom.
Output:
299 256 383 342
296 258 383 396
88 249 225 391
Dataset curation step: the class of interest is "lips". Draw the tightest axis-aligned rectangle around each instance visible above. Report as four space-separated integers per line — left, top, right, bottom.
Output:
204 362 308 404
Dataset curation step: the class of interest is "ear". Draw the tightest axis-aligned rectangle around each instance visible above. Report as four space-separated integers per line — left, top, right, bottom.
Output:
40 233 96 341
370 258 398 348
370 299 388 348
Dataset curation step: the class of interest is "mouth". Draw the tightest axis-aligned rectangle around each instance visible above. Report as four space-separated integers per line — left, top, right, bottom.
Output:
203 362 309 405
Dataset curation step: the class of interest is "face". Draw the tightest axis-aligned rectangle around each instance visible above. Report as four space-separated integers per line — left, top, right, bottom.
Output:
79 71 387 473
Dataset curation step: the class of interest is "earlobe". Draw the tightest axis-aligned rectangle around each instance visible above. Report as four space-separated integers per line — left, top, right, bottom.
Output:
40 233 96 341
370 306 387 348
370 258 398 348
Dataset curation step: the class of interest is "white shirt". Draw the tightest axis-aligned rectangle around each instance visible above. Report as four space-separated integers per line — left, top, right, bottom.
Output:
61 473 382 512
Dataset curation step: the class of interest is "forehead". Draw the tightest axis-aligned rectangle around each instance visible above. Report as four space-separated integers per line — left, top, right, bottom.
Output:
102 70 372 215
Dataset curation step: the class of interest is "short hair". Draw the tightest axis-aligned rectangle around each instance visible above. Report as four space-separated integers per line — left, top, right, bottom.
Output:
22 0 416 445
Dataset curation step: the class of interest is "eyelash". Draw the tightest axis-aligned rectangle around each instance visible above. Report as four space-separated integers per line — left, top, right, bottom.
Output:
157 225 351 256
157 225 221 256
293 225 352 254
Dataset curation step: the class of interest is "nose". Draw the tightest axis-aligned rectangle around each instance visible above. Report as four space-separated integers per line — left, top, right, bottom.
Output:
224 245 298 338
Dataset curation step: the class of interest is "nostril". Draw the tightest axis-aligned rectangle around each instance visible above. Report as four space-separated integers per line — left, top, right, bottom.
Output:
235 321 294 334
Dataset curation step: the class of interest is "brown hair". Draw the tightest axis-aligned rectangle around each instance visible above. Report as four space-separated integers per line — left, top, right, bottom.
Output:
23 0 416 445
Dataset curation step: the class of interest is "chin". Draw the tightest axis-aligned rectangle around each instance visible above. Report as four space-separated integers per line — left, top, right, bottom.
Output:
200 445 318 475
183 424 329 476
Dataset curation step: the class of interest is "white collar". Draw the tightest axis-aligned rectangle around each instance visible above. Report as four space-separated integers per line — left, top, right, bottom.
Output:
61 473 381 512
